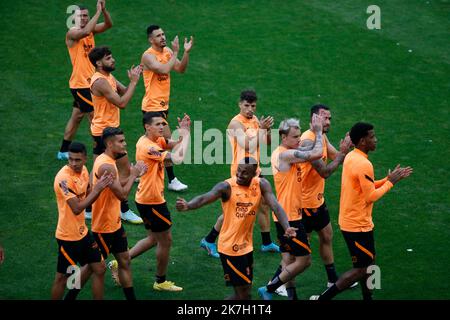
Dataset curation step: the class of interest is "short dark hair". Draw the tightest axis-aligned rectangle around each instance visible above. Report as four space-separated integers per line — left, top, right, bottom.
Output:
74 4 88 11
88 46 112 67
310 104 330 118
68 141 87 155
240 90 257 103
147 25 160 37
240 156 258 166
350 122 374 146
143 111 165 126
102 127 124 144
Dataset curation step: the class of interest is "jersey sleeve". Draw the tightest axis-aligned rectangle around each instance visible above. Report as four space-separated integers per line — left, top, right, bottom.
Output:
357 162 393 203
375 176 388 188
56 176 78 202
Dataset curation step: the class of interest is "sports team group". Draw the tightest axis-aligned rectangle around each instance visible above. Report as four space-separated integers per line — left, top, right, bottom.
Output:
52 1 413 300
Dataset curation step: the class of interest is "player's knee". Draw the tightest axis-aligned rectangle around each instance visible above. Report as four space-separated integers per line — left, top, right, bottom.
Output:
304 255 312 268
321 232 333 244
72 112 84 123
91 262 106 276
117 256 131 270
54 273 68 286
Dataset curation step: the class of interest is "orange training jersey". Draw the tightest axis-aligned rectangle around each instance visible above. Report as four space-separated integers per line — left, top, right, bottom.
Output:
135 135 168 204
271 146 302 222
339 148 394 232
90 72 120 136
54 165 89 241
91 153 121 233
141 47 171 112
67 31 95 88
300 129 328 208
229 114 261 177
218 177 261 256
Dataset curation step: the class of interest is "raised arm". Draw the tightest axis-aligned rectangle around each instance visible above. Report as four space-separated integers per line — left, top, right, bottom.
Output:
166 114 191 164
280 113 324 164
176 182 230 211
305 133 352 179
66 172 113 214
227 120 258 154
258 115 274 146
91 65 142 109
66 1 102 44
358 163 412 203
98 162 147 201
260 179 297 238
173 36 194 73
94 0 113 34
142 37 180 74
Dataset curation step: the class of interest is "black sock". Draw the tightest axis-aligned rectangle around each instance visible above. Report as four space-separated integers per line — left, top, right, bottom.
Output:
64 288 80 300
261 232 272 246
325 263 339 283
86 205 92 213
123 287 136 300
205 226 220 243
319 283 341 300
121 200 129 213
267 276 285 293
361 276 372 300
60 139 72 153
286 286 298 300
271 265 283 281
166 166 175 183
156 274 166 284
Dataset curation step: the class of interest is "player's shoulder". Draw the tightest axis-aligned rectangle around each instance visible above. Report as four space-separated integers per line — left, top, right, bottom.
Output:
56 165 71 178
301 129 315 140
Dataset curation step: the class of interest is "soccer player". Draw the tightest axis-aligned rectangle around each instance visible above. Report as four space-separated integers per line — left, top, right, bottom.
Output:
256 115 324 300
86 46 143 223
57 0 112 160
0 245 3 264
310 122 412 300
176 157 297 300
108 111 191 291
200 90 279 258
51 142 113 300
91 127 147 300
141 24 194 191
299 105 353 287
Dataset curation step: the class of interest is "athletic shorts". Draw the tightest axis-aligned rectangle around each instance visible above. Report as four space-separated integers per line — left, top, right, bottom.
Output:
93 226 129 259
301 202 331 233
341 230 375 268
92 134 127 158
135 202 172 232
219 251 253 287
70 88 93 113
56 232 102 274
275 220 311 256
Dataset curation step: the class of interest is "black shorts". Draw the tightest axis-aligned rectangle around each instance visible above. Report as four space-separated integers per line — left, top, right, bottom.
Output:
93 226 129 259
56 232 102 274
301 202 331 233
219 252 253 287
92 135 127 158
71 88 94 113
341 230 375 268
276 220 311 256
136 202 172 232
